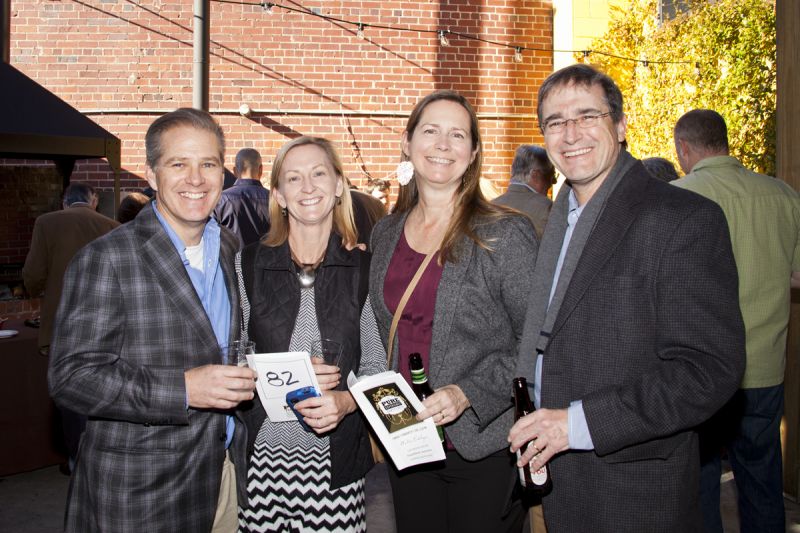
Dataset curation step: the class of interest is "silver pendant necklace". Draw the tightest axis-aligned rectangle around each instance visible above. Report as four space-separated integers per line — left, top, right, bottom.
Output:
291 250 325 289
296 263 317 289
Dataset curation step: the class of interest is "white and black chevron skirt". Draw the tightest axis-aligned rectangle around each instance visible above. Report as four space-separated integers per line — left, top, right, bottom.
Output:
239 420 367 532
239 288 367 533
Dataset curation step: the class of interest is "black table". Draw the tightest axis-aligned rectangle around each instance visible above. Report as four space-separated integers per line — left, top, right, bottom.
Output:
0 319 65 475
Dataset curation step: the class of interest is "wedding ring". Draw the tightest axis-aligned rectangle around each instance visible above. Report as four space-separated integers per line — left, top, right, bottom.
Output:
531 444 542 456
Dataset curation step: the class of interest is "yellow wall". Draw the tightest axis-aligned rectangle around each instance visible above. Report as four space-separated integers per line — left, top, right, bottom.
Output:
553 0 624 70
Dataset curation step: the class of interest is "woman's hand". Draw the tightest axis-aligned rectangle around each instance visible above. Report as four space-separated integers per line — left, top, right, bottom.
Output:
416 384 470 425
295 391 357 434
311 358 340 391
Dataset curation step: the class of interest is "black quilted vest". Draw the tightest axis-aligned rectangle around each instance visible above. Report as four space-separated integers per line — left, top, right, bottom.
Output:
238 232 373 490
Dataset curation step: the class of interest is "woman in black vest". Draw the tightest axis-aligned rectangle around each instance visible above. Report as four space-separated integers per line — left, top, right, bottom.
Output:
236 136 385 532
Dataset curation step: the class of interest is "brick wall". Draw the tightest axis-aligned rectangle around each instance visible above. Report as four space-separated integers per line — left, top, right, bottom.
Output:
7 0 553 197
0 163 62 264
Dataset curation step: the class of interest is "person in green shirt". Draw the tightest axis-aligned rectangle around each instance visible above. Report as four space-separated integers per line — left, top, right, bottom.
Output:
673 108 800 533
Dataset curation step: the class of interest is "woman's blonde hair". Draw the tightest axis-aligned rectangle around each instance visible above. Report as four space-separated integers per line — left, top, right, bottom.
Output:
263 136 357 248
393 90 514 263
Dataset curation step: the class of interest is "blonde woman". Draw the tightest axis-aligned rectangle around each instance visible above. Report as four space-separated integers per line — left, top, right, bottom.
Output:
235 136 384 532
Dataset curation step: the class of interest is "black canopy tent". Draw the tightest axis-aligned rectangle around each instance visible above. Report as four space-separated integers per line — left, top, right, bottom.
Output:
0 62 121 213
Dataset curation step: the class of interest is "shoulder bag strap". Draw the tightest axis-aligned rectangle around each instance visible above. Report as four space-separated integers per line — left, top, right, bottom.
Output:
386 251 436 368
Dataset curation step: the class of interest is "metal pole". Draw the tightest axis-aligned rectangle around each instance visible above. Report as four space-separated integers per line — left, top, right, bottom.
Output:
1 0 11 63
192 0 209 111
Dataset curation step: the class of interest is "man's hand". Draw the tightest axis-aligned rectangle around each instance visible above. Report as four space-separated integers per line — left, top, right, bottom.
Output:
294 391 357 434
185 364 257 409
508 408 570 469
311 358 341 391
416 384 470 425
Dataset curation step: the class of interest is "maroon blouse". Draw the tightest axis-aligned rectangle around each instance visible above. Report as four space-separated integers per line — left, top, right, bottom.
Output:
383 230 444 385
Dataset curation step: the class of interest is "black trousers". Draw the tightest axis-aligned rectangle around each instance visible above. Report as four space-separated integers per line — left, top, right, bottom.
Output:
388 449 524 533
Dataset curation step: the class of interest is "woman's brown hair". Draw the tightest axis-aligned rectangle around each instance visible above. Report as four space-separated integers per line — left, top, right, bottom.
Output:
394 90 514 263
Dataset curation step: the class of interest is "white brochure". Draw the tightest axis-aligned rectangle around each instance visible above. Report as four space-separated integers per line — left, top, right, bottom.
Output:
246 351 322 423
347 371 446 470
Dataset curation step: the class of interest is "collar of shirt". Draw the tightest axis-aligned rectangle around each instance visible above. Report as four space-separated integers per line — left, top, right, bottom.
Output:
232 178 266 188
567 188 586 224
509 181 540 195
690 155 743 174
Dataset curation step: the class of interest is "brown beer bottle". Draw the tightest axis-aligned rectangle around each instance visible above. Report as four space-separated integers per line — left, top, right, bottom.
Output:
513 377 553 494
409 353 445 445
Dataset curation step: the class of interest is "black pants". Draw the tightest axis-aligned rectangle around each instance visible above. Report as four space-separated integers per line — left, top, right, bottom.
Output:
388 449 524 533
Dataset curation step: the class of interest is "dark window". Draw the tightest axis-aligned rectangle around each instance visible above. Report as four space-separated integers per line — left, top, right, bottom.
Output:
659 0 690 23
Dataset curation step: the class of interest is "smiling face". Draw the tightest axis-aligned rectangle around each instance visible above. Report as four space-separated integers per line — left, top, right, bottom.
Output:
273 143 344 230
541 82 627 204
402 99 478 194
145 125 224 245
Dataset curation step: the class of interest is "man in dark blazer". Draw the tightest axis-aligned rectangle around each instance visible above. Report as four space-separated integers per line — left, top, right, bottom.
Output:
212 147 270 247
49 108 257 532
508 64 745 532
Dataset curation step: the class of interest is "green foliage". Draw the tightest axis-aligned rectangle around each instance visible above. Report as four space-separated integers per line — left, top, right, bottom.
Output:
581 0 776 175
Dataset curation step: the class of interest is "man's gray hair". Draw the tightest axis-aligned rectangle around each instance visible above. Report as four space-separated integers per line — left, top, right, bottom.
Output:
235 148 262 176
63 182 96 206
674 109 729 153
511 145 554 184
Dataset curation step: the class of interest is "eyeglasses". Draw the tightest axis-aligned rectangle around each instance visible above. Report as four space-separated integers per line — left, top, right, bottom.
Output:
542 112 612 135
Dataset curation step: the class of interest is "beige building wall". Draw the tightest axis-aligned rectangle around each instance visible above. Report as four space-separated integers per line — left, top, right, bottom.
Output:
553 0 623 70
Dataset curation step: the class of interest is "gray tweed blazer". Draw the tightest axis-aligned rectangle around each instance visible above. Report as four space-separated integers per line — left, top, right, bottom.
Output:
519 162 746 532
369 210 538 460
49 203 246 533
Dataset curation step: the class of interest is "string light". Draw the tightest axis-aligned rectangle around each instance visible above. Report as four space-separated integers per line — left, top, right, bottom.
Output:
694 61 701 77
213 0 700 69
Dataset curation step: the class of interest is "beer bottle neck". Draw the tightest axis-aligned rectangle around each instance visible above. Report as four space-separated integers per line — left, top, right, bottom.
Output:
410 369 428 385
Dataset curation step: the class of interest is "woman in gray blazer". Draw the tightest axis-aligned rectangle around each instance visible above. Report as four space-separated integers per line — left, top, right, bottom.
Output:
369 90 539 532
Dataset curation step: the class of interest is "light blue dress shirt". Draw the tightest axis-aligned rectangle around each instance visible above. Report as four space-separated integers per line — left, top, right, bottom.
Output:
534 190 594 450
153 203 234 448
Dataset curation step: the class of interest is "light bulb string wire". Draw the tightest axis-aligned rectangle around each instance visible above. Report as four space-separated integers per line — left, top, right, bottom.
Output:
211 0 697 67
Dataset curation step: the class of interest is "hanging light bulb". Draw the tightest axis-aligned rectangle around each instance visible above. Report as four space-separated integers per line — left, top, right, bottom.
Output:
582 50 591 64
514 47 523 63
694 61 701 77
356 23 365 40
438 30 449 47
642 59 649 68
261 2 273 14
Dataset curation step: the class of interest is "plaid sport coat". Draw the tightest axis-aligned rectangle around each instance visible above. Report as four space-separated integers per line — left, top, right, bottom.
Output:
49 203 244 533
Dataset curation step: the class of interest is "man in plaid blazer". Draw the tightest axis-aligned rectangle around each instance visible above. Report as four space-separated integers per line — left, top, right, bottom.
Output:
508 65 745 532
49 108 257 532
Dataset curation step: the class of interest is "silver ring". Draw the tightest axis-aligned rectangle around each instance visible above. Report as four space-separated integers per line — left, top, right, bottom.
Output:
531 444 541 455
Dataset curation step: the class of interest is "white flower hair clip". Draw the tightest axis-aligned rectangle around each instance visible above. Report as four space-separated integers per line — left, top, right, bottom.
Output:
395 161 415 186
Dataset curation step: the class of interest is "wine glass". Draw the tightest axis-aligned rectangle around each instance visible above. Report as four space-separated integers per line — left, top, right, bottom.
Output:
222 340 255 367
309 338 343 367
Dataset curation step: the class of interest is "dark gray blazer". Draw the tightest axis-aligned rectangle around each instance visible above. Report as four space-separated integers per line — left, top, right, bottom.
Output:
521 162 745 532
493 183 552 239
49 204 246 533
369 211 538 460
